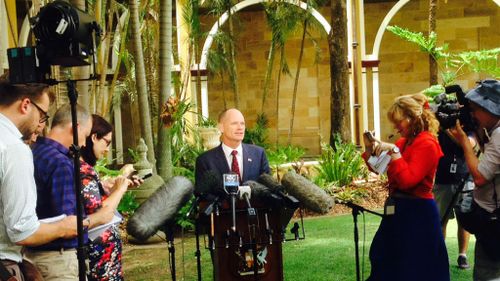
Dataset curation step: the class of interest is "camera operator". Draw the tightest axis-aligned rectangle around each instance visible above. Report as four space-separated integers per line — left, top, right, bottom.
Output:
449 79 500 280
433 100 477 269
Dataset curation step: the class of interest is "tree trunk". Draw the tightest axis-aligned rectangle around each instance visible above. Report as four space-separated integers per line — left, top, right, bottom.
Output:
129 0 157 170
157 0 173 180
261 41 276 113
275 46 285 146
429 0 438 85
288 19 308 145
329 0 350 144
227 11 240 108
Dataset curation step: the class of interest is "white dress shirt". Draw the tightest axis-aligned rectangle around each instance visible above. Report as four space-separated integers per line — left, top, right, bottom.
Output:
221 143 243 181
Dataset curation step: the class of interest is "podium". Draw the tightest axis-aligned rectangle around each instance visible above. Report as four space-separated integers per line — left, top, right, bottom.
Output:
205 199 287 281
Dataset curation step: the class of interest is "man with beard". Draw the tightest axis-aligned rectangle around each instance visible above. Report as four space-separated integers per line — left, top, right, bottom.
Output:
0 78 79 280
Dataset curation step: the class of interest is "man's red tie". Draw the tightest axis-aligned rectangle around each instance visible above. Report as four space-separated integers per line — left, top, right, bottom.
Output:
231 150 241 182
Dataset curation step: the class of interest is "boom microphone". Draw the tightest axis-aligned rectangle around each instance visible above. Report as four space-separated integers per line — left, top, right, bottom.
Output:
243 180 282 204
246 179 297 230
258 174 300 208
127 176 194 241
281 171 334 214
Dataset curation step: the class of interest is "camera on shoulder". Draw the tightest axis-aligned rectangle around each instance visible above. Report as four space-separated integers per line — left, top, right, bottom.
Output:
434 84 476 131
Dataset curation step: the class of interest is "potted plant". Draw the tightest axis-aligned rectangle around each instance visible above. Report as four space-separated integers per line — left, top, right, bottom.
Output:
197 116 220 150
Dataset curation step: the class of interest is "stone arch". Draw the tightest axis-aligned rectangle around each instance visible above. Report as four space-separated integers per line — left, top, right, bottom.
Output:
370 0 500 60
199 0 331 70
366 0 500 137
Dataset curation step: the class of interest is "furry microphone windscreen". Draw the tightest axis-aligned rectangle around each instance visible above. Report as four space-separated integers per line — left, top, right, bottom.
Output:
281 171 334 214
127 176 194 241
243 180 282 203
257 174 300 209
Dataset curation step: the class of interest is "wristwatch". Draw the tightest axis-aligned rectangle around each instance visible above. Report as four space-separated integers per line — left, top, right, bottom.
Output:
390 146 400 155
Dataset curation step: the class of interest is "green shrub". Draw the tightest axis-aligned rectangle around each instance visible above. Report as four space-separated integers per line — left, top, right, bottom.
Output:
174 196 195 230
267 144 306 175
244 113 270 149
327 185 370 204
118 191 140 215
314 135 367 187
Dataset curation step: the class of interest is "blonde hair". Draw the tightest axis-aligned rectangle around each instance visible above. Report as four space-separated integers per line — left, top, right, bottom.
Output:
387 93 439 138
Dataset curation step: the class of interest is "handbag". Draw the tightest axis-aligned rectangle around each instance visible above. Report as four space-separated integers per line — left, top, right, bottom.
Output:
20 260 44 281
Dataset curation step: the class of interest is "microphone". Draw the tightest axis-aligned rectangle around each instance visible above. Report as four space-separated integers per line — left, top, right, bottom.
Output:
223 173 239 232
258 174 300 208
127 176 194 241
281 171 334 214
195 170 223 197
243 180 283 205
238 185 257 219
195 171 225 216
247 179 296 232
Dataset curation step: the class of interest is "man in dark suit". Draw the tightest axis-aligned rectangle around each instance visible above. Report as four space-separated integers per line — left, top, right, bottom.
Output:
195 108 270 185
195 109 274 281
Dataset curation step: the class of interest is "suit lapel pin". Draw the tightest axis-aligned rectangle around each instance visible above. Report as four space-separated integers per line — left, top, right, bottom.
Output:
248 158 252 162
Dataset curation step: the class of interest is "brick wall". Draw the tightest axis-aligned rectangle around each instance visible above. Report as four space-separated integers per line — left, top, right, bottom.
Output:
201 0 500 155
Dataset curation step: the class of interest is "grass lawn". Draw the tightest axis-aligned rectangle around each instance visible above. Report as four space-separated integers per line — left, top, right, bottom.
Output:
123 213 474 280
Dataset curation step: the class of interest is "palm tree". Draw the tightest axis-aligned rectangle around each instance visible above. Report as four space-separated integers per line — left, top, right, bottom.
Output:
129 0 156 169
429 0 438 85
156 0 173 180
287 0 324 145
329 0 350 143
206 0 240 107
262 2 297 145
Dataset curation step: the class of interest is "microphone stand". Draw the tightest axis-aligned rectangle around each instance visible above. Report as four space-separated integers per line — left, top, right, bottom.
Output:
341 201 384 281
164 222 176 281
242 193 259 281
188 198 203 281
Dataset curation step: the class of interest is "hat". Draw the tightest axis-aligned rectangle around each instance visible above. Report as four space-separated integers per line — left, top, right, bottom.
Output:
466 79 500 117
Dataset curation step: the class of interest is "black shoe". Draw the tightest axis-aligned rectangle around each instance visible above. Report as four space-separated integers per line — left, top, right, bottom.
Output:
457 255 470 269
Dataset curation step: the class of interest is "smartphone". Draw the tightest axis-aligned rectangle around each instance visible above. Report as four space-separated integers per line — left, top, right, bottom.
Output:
128 171 152 180
363 130 376 142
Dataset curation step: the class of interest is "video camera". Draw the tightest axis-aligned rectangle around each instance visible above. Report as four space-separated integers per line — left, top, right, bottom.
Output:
434 85 476 131
7 0 101 85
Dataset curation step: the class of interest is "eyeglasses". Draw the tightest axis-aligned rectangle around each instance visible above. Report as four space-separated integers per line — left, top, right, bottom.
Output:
30 100 50 123
101 137 112 147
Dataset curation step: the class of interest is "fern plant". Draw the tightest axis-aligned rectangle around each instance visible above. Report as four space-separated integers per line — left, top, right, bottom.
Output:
387 25 500 86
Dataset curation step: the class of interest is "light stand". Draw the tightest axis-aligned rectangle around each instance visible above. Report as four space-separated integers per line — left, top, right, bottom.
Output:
67 80 87 281
342 201 384 281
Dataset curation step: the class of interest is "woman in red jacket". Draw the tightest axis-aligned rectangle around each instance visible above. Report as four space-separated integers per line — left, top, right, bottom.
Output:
364 93 450 281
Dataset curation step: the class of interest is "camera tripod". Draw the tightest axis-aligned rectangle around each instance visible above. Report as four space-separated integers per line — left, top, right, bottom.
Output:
440 174 471 226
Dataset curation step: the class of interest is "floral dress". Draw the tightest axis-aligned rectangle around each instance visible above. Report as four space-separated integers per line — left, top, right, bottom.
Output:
81 161 124 281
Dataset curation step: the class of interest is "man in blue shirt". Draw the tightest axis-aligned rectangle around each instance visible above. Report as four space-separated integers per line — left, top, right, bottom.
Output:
26 103 92 281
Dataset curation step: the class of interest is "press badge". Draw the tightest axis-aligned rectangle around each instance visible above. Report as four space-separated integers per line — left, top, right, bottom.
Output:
450 157 457 174
384 197 395 216
450 163 457 174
